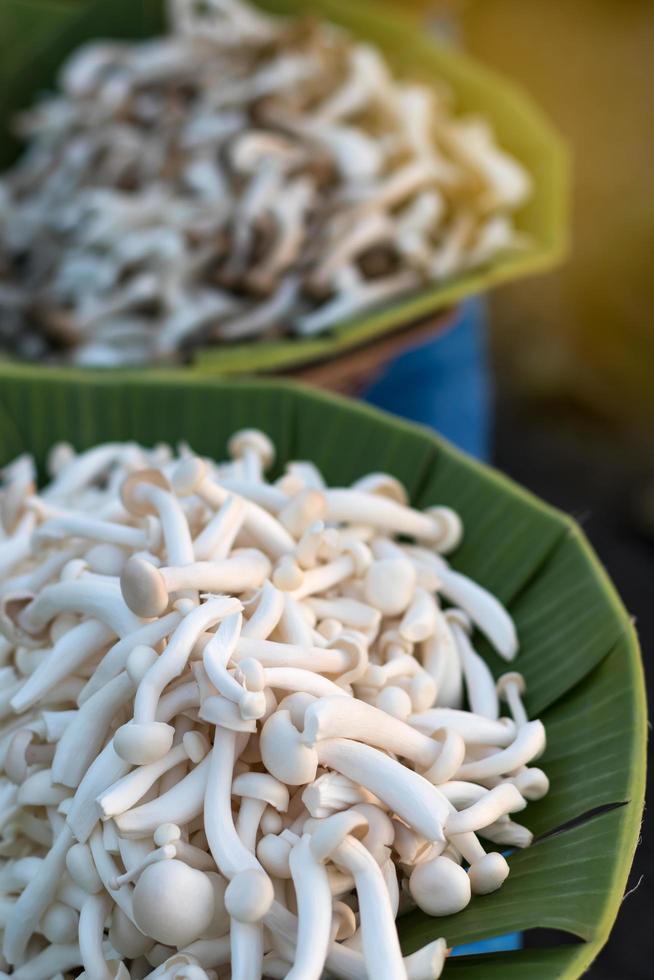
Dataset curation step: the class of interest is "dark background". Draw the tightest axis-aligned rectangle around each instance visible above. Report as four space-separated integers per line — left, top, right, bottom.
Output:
494 381 652 979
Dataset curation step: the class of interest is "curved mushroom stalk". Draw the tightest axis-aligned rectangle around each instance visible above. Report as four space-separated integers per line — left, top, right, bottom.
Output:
448 614 499 720
232 772 289 852
171 459 294 560
79 892 120 980
409 547 518 661
419 605 463 709
285 834 335 980
120 470 194 568
240 581 284 640
114 754 211 839
310 813 407 980
13 578 142 643
455 721 546 782
193 495 246 562
98 731 208 818
114 596 241 765
202 613 266 721
3 825 74 965
52 670 135 788
223 869 274 980
10 620 114 714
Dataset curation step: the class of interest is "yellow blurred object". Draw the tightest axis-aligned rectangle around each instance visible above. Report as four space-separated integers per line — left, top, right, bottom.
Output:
406 0 654 426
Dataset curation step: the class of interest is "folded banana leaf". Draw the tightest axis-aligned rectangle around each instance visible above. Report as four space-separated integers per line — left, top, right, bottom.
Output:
0 366 644 978
0 0 569 376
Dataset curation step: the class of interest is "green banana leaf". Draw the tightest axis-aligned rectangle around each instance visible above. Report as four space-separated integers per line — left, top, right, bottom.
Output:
0 365 645 978
0 0 569 376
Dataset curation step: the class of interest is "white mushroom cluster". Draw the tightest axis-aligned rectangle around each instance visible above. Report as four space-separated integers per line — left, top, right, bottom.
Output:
0 0 532 365
0 433 548 979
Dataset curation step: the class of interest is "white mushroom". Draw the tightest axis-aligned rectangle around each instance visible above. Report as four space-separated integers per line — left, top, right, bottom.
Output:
0 430 548 978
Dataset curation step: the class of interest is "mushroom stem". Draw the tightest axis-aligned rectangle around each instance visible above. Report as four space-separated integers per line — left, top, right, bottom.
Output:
316 739 448 842
52 671 134 788
408 708 515 746
302 696 438 770
34 513 152 550
241 581 284 640
332 836 407 980
79 892 114 980
10 620 113 713
98 732 207 818
66 742 131 843
3 824 74 965
286 834 332 980
193 495 246 561
114 754 211 838
79 611 181 703
456 721 546 781
17 578 141 639
121 551 270 618
410 549 518 660
172 461 294 560
444 783 526 835
204 730 260 879
112 596 240 767
449 618 499 720
4 944 82 980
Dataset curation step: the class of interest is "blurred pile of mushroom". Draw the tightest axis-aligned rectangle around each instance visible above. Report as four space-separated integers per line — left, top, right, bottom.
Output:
0 431 549 978
0 0 532 366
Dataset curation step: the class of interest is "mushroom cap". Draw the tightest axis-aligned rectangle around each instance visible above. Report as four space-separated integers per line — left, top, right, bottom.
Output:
424 506 463 553
276 691 316 728
228 429 275 469
201 872 230 940
182 731 209 764
260 710 318 786
132 859 215 947
445 607 472 634
332 900 357 940
40 900 79 944
121 556 168 618
409 856 471 915
257 833 294 879
114 721 175 766
224 868 274 923
154 823 182 847
364 558 416 617
47 441 75 477
4 729 35 784
232 771 290 812
513 767 549 801
352 473 408 505
375 685 413 720
496 671 526 698
109 905 154 959
260 808 283 835
171 457 209 497
120 469 170 517
468 851 510 895
328 629 368 687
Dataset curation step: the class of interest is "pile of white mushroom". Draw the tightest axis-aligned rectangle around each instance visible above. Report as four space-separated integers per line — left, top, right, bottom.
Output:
0 0 532 365
0 432 548 979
